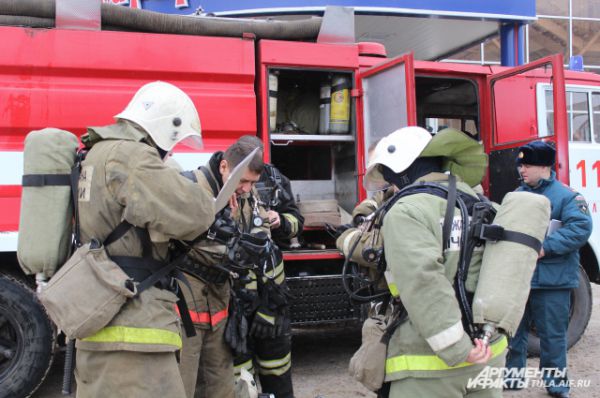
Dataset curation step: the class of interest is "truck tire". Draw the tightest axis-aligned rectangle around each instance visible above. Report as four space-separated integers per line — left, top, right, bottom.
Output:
0 273 55 398
527 267 593 356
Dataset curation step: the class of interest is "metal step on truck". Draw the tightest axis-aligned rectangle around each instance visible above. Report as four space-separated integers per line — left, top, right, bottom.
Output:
0 1 599 396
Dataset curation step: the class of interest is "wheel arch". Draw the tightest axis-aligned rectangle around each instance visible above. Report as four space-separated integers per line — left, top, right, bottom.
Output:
580 242 600 284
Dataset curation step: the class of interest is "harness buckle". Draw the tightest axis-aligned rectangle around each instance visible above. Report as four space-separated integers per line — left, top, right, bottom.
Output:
479 224 505 242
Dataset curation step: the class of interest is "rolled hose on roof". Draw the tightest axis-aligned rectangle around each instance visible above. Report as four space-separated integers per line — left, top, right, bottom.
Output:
0 0 322 40
0 15 54 28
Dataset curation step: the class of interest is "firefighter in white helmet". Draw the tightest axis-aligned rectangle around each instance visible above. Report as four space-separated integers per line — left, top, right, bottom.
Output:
363 126 507 398
74 81 215 398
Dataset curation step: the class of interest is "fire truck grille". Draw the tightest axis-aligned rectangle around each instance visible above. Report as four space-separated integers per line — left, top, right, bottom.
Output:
287 275 363 325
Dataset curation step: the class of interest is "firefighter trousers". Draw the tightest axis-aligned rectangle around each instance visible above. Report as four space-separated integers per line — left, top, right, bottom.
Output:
179 324 234 398
75 349 186 398
234 330 293 398
388 352 506 398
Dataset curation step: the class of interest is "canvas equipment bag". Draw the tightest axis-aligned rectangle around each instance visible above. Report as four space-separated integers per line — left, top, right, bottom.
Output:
39 219 195 340
39 238 136 339
349 314 389 391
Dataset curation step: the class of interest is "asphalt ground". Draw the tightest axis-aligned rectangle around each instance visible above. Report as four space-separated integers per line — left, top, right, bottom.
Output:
34 284 600 398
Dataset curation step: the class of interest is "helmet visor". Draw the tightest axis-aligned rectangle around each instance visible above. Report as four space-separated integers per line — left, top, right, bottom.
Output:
180 134 203 150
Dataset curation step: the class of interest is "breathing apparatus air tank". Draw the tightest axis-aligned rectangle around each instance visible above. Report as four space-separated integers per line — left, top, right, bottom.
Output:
329 74 350 134
17 128 79 278
472 191 551 342
268 71 278 132
318 80 331 134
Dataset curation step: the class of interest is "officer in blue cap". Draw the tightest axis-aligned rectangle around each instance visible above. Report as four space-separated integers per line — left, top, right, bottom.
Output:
505 141 592 398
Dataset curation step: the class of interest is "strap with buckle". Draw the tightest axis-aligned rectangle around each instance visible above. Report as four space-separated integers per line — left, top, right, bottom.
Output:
479 224 542 253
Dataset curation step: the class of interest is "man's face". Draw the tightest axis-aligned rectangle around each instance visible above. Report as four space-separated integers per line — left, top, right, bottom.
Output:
518 164 551 187
235 169 261 195
220 160 261 196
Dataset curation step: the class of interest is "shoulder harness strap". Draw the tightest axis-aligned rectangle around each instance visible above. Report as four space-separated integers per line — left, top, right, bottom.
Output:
180 170 198 183
199 166 219 197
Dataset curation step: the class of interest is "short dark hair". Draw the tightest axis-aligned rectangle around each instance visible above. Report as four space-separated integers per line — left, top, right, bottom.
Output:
224 137 264 174
237 135 264 150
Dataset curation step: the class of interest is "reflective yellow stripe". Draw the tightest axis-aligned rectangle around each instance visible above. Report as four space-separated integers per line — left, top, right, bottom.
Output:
282 213 299 237
384 270 400 298
234 359 254 376
258 362 291 376
342 230 360 256
364 198 379 211
386 336 507 374
257 352 292 376
257 352 291 369
388 282 400 298
257 311 276 325
246 280 258 290
274 272 285 284
270 262 284 279
82 326 182 349
262 261 285 284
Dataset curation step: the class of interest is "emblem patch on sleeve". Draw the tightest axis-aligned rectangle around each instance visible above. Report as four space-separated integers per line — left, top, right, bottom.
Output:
575 195 590 215
78 165 94 202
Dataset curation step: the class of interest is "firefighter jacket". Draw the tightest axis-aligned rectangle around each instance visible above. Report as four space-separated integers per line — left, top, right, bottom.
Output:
259 164 304 243
337 188 394 270
382 173 507 382
182 152 271 330
518 170 593 289
76 122 215 353
351 188 394 220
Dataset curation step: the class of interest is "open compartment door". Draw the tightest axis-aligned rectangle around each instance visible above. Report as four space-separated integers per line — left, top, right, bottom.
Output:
357 53 416 190
486 54 567 202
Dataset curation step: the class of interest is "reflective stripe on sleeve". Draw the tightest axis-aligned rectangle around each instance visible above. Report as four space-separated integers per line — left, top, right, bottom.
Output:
282 213 299 237
386 336 508 375
384 270 400 298
234 359 254 376
246 281 258 290
263 261 285 284
257 352 292 376
342 230 361 255
364 199 378 211
387 282 400 298
81 326 182 349
426 321 464 352
257 311 276 325
259 362 291 376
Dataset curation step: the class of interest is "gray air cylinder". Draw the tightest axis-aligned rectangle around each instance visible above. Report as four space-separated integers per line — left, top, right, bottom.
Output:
472 191 551 337
319 82 331 134
269 72 278 132
329 74 350 134
17 129 79 278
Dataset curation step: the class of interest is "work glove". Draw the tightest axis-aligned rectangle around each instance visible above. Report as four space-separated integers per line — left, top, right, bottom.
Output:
325 223 352 239
224 294 249 356
250 307 290 340
236 287 260 317
263 279 294 308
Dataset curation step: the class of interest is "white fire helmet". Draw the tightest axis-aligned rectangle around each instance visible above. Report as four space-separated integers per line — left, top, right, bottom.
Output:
364 126 432 190
115 81 203 151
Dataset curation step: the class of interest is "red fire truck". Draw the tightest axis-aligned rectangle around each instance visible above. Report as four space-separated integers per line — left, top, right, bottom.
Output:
0 5 598 397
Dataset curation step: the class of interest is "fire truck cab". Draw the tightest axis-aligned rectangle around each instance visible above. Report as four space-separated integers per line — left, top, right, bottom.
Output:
0 8 598 396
